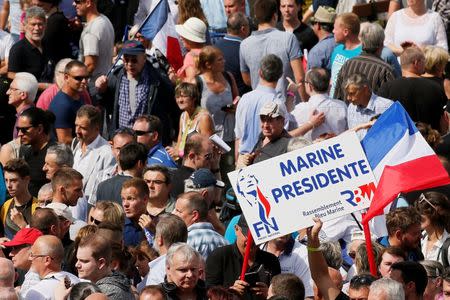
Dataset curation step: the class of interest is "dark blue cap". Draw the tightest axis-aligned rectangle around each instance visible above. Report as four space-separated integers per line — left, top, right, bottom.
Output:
121 40 146 55
189 168 225 189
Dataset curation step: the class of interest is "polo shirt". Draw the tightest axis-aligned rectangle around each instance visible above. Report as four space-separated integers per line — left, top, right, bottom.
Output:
147 142 177 168
307 34 336 72
8 37 50 81
253 130 291 164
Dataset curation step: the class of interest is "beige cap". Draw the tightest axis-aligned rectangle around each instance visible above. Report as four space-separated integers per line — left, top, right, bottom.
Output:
311 6 337 24
259 101 287 119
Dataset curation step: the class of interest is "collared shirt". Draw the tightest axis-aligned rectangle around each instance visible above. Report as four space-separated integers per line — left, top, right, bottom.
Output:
187 222 228 259
347 93 393 139
26 271 79 300
123 217 144 247
88 163 119 206
200 0 227 30
73 134 115 199
147 142 178 168
20 269 41 298
291 93 348 140
235 85 283 154
118 65 151 128
143 254 166 287
307 34 336 72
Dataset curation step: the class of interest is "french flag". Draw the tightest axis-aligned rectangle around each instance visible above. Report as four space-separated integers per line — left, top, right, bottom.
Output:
139 0 183 71
361 102 450 227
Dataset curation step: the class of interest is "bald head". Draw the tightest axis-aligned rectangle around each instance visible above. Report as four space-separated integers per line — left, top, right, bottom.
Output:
0 258 15 288
33 235 64 263
0 287 18 300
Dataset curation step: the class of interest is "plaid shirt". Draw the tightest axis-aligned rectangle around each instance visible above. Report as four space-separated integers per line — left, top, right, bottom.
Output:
118 64 151 128
187 222 228 259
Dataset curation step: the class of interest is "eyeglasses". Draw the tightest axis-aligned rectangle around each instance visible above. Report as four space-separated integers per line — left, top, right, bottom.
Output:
419 193 438 210
260 115 282 123
300 80 312 85
90 216 102 225
9 87 21 92
38 199 52 207
123 56 138 64
69 75 89 82
30 252 53 260
16 126 34 134
134 130 153 136
144 179 166 185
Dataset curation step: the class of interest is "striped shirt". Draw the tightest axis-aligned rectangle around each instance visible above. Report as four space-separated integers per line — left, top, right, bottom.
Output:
187 222 228 259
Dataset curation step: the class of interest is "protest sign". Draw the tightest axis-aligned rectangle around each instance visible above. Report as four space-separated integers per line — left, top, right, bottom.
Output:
228 132 377 244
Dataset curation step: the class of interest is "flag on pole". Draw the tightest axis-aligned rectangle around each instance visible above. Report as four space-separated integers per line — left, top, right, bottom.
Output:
361 102 450 224
139 0 183 71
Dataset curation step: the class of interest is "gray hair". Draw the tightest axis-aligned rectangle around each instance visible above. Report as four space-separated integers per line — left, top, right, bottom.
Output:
260 54 283 82
360 22 384 53
54 58 73 87
306 68 330 93
166 243 202 268
287 136 312 152
184 178 215 195
419 260 444 278
344 73 370 90
227 12 249 34
369 278 405 300
37 183 53 200
320 241 343 269
14 72 38 101
47 144 74 167
25 6 46 23
155 214 188 249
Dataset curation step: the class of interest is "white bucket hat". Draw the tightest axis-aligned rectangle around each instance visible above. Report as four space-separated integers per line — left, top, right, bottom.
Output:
175 17 207 43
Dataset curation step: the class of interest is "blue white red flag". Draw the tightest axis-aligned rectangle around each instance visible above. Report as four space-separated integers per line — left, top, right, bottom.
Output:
361 102 450 224
139 0 183 71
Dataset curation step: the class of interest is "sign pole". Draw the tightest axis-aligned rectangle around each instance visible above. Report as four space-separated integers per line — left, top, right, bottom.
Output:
240 231 254 280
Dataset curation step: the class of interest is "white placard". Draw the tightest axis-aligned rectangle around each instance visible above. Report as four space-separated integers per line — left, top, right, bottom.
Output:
227 132 376 244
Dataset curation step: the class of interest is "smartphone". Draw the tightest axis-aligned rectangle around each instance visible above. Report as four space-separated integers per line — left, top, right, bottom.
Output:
244 265 263 286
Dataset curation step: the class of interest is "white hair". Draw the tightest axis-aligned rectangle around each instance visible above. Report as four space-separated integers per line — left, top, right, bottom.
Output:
369 278 405 300
14 72 38 101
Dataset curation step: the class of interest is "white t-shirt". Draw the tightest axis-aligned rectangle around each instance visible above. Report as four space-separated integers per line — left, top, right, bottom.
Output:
0 30 14 60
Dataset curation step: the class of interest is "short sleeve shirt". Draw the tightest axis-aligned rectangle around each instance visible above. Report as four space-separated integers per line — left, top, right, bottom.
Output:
49 91 84 130
8 38 49 81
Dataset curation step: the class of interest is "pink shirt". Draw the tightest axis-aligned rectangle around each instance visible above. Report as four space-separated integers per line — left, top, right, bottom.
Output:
36 83 92 110
176 48 202 80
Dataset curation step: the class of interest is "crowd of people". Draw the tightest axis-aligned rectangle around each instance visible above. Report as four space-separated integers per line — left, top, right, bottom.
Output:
0 0 449 299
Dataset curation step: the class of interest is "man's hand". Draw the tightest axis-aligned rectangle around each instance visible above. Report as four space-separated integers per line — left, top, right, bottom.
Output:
0 237 10 249
229 279 249 296
95 75 108 93
10 208 27 229
251 282 269 298
138 214 156 232
309 110 325 128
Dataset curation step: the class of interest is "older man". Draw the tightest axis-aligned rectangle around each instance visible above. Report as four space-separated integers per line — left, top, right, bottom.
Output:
42 144 74 180
95 40 176 144
7 6 52 88
161 243 207 299
7 72 37 139
50 60 90 145
26 235 79 299
345 73 393 139
333 22 395 101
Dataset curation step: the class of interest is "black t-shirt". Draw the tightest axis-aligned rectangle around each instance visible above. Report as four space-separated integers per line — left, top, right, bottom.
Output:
8 38 51 82
19 141 56 197
277 22 319 52
335 291 350 300
378 77 446 131
170 165 195 199
42 11 74 65
253 130 291 164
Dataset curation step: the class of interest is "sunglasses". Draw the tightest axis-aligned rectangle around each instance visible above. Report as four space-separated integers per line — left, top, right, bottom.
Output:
419 193 438 210
90 216 102 225
134 130 153 136
70 75 89 81
350 274 376 286
16 125 34 134
73 0 85 4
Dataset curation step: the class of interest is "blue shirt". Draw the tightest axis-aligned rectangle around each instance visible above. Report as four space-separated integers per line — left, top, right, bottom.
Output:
235 85 283 153
381 47 401 78
147 142 177 168
123 217 144 247
307 34 336 72
347 93 393 139
330 44 362 97
49 91 84 129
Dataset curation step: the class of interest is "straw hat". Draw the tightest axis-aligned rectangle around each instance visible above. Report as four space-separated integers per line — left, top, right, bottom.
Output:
175 17 207 43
